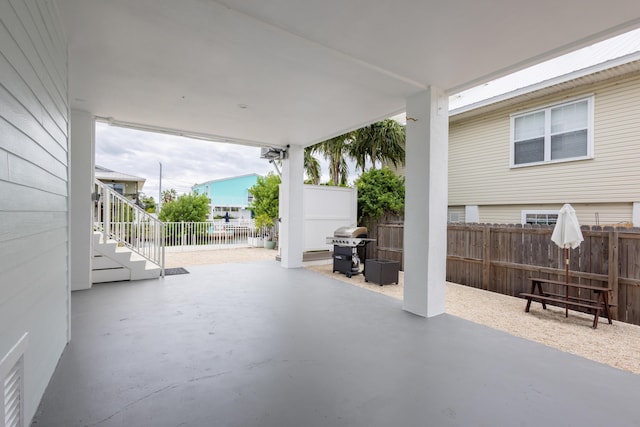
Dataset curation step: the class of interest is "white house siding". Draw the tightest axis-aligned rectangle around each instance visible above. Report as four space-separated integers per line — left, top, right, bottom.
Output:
449 72 640 208
478 203 633 226
0 0 68 423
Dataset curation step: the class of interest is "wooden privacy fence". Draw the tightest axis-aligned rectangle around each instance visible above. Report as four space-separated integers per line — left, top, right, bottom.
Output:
364 214 404 270
364 218 640 326
448 223 640 325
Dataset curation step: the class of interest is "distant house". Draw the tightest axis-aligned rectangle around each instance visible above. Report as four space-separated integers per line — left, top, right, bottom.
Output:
95 165 146 206
192 174 260 220
446 57 640 226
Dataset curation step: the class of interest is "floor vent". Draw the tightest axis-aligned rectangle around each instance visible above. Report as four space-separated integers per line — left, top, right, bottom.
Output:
1 334 28 427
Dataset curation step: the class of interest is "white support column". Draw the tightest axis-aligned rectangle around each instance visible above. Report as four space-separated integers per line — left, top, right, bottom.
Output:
280 145 304 268
69 110 95 291
633 202 640 227
403 88 448 317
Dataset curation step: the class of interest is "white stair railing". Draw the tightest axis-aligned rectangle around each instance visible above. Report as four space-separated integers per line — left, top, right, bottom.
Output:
94 180 165 276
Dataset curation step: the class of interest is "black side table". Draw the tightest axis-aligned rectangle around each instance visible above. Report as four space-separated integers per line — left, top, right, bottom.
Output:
364 259 400 286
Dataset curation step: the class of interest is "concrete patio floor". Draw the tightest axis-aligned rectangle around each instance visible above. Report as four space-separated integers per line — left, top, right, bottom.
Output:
33 260 640 426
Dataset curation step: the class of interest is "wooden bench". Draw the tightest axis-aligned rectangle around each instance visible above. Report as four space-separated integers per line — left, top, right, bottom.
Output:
520 277 613 329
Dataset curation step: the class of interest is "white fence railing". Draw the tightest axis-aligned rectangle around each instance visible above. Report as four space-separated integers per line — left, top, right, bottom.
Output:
163 220 277 251
94 180 165 275
165 221 251 250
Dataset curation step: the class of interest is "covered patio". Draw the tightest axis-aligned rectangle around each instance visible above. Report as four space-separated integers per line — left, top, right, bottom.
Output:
3 1 640 425
34 261 640 426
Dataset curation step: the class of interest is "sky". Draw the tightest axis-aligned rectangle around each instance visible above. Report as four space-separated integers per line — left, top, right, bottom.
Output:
95 122 274 200
96 29 640 201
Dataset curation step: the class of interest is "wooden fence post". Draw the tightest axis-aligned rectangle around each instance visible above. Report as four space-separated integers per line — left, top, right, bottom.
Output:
608 229 619 320
482 225 491 290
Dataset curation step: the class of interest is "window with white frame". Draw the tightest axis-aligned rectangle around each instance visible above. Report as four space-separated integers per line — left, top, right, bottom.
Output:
106 183 125 195
522 210 558 225
512 97 593 166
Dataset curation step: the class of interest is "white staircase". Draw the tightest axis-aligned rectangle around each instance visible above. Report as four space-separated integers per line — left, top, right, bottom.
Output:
92 232 162 283
93 179 165 283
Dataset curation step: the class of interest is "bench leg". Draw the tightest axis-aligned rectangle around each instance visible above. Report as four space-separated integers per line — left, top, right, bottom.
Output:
535 282 547 310
592 308 600 329
525 298 532 312
600 292 613 325
525 281 535 312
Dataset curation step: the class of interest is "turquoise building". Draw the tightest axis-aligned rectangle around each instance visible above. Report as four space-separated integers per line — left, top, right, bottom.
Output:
192 174 260 220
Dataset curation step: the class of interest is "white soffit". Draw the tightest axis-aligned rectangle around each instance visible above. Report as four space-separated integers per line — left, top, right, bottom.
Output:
57 0 640 147
450 28 640 113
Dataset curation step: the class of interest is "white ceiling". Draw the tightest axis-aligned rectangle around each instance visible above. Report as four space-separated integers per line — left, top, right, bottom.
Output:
57 0 640 148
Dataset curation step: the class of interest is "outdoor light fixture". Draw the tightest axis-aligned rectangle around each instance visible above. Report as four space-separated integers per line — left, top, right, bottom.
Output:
259 145 288 160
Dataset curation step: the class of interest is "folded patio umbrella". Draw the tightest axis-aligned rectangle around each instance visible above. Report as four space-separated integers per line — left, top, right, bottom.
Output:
551 204 584 317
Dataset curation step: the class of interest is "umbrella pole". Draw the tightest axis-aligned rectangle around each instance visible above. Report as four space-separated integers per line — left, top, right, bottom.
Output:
565 247 569 317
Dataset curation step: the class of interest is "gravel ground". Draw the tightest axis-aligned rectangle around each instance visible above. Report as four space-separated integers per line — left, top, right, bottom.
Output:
164 247 277 267
166 248 640 375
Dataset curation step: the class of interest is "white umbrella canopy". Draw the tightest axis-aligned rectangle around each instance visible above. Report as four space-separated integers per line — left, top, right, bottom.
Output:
550 203 583 317
551 204 584 249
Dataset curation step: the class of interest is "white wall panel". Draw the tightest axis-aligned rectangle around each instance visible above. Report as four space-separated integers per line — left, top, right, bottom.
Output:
0 211 67 242
303 185 357 251
7 153 67 195
0 181 67 211
0 0 69 424
1 0 67 135
0 149 8 180
0 117 67 179
0 85 67 163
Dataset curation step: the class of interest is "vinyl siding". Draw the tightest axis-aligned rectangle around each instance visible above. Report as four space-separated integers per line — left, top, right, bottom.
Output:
449 72 640 206
0 0 68 423
478 203 632 226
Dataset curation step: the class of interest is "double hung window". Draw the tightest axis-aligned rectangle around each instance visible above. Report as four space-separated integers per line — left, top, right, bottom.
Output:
512 97 593 166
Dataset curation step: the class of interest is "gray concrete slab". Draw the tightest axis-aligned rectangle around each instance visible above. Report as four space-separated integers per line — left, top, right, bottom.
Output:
33 261 640 426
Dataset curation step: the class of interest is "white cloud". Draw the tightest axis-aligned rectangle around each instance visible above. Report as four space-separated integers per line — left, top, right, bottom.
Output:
95 122 274 200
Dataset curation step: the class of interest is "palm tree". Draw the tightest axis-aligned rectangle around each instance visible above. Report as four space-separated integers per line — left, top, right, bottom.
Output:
162 188 178 204
311 133 354 186
351 119 406 172
304 147 321 185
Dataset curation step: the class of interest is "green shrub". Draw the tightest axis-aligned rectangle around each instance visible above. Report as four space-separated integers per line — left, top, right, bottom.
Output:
355 167 404 223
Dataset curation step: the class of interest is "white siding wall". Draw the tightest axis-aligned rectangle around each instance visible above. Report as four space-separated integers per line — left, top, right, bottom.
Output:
0 0 68 423
449 72 640 206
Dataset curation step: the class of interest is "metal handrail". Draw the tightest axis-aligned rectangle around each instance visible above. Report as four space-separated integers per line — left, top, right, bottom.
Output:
94 180 165 276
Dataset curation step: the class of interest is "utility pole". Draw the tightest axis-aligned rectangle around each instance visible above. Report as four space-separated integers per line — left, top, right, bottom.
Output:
158 162 163 214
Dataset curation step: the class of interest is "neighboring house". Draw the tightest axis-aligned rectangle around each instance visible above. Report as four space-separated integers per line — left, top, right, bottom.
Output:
192 174 260 220
447 57 640 226
388 56 640 226
95 165 146 207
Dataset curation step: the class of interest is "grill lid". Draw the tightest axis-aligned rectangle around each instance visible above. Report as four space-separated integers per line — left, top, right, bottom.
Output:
334 226 367 238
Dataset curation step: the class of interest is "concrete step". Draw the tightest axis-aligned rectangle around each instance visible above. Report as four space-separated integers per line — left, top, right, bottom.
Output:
131 262 162 280
93 232 162 282
92 267 130 283
93 254 122 270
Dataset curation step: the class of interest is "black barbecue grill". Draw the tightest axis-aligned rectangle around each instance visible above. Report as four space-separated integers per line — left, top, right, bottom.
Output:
326 226 375 278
